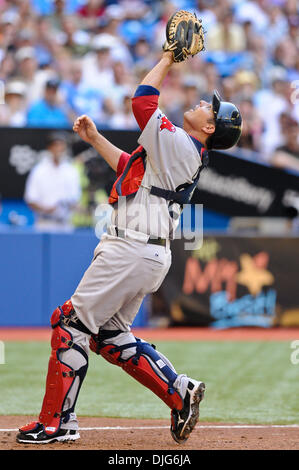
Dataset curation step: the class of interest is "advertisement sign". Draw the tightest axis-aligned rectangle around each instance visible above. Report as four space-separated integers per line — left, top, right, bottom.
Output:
157 237 299 328
0 128 298 219
192 150 299 217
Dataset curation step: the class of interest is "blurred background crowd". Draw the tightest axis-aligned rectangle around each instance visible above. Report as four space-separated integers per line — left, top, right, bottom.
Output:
0 0 298 172
0 0 298 330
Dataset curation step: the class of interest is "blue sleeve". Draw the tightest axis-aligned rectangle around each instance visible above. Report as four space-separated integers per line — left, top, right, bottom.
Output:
134 85 160 98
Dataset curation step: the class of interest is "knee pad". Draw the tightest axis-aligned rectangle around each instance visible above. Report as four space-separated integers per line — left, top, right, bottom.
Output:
51 299 74 328
98 334 183 411
38 302 88 436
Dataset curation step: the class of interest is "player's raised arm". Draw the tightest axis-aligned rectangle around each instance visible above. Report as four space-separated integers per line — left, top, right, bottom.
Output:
132 11 204 131
131 52 173 131
73 115 126 173
140 51 174 92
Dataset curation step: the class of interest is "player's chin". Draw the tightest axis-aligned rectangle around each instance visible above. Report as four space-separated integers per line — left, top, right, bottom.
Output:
183 111 193 129
183 110 190 121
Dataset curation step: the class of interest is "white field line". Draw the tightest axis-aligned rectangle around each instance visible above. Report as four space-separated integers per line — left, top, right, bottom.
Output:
1 424 299 432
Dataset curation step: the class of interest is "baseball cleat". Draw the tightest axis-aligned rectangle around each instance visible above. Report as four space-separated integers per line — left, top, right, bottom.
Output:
170 380 205 444
16 423 80 444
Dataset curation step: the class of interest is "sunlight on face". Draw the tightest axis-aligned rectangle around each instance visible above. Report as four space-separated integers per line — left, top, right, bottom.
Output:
183 101 215 133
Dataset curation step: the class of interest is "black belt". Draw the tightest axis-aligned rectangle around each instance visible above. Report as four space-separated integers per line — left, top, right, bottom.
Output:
115 227 167 247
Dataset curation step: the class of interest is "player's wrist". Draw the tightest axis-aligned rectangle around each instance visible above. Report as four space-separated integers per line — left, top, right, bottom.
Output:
161 51 174 66
87 130 101 146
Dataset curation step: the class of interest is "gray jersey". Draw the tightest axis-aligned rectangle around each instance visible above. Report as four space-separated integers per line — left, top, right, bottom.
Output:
110 108 202 241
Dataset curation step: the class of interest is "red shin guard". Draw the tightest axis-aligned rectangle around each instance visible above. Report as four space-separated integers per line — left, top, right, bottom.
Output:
100 345 183 410
30 301 87 437
38 321 76 435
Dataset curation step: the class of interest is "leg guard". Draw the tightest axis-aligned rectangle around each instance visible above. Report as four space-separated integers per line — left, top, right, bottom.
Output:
20 301 89 437
98 332 183 411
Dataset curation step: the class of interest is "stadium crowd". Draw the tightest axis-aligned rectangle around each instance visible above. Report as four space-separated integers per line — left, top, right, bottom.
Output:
0 0 298 170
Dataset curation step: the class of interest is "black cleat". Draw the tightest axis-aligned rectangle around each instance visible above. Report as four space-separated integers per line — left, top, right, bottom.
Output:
170 380 205 444
16 424 80 444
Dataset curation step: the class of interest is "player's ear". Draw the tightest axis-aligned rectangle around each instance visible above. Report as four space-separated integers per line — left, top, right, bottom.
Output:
202 122 215 135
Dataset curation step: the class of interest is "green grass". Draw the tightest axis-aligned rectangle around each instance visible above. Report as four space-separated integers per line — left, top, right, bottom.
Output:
0 341 298 424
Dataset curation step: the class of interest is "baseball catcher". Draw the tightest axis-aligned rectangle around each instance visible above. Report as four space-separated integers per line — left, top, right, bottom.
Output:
17 11 241 445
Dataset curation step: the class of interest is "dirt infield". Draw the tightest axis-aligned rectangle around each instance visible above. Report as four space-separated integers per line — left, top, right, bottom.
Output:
0 416 299 450
1 326 298 342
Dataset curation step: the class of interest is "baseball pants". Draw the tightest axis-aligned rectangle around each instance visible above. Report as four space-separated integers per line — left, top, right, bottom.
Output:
59 232 172 429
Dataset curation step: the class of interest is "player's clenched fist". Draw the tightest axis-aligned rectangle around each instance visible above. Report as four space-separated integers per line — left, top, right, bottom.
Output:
73 115 99 144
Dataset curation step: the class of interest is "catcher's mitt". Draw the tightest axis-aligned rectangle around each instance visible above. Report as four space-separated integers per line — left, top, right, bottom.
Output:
163 10 204 63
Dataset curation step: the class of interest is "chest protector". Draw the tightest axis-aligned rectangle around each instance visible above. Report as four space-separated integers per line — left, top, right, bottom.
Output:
108 145 208 206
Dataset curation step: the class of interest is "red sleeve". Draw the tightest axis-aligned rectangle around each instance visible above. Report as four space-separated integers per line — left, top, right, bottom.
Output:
116 151 130 177
132 85 160 131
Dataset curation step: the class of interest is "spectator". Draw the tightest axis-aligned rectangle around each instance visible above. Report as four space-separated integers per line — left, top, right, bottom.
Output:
263 5 289 54
99 4 125 38
15 46 39 102
0 0 297 168
27 78 70 128
288 16 299 49
0 52 16 81
283 0 298 17
57 15 90 56
234 69 259 101
0 9 19 50
105 60 134 109
108 93 139 129
152 1 177 52
207 8 247 52
234 0 269 34
194 0 217 32
24 131 81 231
15 45 57 105
254 67 291 157
132 37 155 67
237 98 263 152
247 35 273 87
33 17 56 68
0 80 27 126
118 0 150 21
77 0 106 30
81 35 114 89
274 36 298 72
271 116 299 173
101 33 133 66
242 20 256 52
60 59 109 125
48 0 76 32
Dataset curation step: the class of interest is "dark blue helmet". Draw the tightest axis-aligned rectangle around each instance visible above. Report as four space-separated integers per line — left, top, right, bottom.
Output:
207 90 242 150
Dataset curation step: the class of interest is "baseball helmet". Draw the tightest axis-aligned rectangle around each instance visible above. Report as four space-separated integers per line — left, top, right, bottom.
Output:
207 90 242 150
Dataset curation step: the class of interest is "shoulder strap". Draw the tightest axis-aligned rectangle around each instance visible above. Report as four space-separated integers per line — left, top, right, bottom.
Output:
150 150 209 205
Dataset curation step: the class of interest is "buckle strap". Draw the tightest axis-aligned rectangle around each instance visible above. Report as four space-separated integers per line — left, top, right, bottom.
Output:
62 370 76 378
61 314 92 336
61 336 89 362
108 342 139 354
62 363 88 379
61 337 74 348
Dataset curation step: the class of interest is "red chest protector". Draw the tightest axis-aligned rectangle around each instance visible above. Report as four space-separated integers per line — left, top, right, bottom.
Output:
108 145 209 206
109 146 146 205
